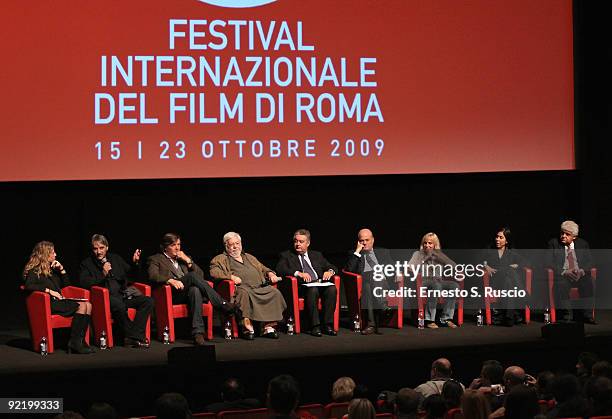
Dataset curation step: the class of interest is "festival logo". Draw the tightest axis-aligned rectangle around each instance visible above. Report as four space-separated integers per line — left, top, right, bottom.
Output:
196 0 277 8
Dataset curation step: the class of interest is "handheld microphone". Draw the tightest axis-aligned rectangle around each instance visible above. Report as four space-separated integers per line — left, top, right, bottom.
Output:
101 257 114 277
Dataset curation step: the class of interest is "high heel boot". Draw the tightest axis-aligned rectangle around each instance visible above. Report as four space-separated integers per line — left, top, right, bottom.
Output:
67 313 95 354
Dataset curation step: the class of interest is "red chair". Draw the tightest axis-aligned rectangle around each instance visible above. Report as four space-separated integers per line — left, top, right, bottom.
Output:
278 275 340 334
90 282 151 348
192 413 216 418
342 270 404 330
217 407 269 418
21 285 90 353
415 275 464 326
590 416 612 419
446 407 464 419
547 267 596 323
483 267 532 325
325 402 350 419
152 283 213 342
296 403 325 418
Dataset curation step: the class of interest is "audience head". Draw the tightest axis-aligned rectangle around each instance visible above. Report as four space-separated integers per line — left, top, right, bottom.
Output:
592 360 612 379
560 220 579 244
460 390 490 419
442 380 464 409
431 358 452 380
86 402 117 419
536 370 555 400
353 383 370 400
221 377 245 402
481 360 504 386
420 232 441 251
551 374 580 403
357 229 375 252
24 240 56 278
585 376 612 416
331 376 355 402
503 366 526 391
267 374 300 416
155 393 191 419
576 351 599 376
422 394 447 419
347 398 376 419
395 388 419 416
223 231 243 258
503 386 538 419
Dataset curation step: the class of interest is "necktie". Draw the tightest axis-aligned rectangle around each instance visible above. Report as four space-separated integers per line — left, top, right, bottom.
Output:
299 254 318 281
566 248 576 270
364 251 377 272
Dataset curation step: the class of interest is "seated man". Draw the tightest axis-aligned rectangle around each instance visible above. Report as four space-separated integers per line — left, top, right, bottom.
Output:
205 377 261 413
344 228 395 335
79 234 153 348
210 232 286 340
276 228 338 337
147 233 236 345
547 220 596 324
415 358 463 401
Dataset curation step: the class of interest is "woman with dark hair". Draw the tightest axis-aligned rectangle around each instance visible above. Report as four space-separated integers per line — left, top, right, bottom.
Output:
482 227 525 326
23 241 94 354
504 386 539 419
442 379 464 410
347 398 376 419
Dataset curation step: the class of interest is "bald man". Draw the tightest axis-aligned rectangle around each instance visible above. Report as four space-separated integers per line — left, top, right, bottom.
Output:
415 358 463 401
345 228 396 335
547 220 595 324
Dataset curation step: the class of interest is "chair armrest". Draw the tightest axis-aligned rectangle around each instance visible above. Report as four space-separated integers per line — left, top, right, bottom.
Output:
62 286 90 299
591 267 597 280
523 267 532 294
216 279 236 300
131 282 151 297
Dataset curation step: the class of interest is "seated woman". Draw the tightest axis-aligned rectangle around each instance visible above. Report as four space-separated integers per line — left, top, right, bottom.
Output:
210 232 287 340
482 227 525 327
407 232 460 329
23 241 94 354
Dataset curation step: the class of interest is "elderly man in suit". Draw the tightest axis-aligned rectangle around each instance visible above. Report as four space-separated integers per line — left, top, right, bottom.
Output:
547 220 596 324
276 229 338 337
345 228 396 335
147 233 237 345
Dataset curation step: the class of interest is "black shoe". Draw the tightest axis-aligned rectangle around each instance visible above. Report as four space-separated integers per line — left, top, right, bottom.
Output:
193 333 206 346
310 326 322 337
262 330 279 339
67 340 95 354
361 326 375 335
322 326 337 336
241 330 255 340
124 337 148 348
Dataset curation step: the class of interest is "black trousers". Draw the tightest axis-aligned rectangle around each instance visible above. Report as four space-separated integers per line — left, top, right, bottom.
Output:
109 294 154 341
300 284 337 329
554 273 594 320
171 272 226 335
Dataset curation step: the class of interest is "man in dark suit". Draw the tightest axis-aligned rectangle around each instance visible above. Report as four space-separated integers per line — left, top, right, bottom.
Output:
147 233 237 345
547 220 596 324
345 228 395 334
276 229 338 337
79 234 153 348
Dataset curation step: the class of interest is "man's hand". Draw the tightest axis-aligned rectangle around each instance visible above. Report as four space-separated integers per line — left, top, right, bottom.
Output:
562 269 579 281
394 274 403 283
509 264 518 269
485 265 497 275
167 278 184 290
268 272 282 283
102 261 113 277
322 271 334 281
230 275 242 285
355 241 364 254
176 251 191 264
300 272 313 282
132 249 142 264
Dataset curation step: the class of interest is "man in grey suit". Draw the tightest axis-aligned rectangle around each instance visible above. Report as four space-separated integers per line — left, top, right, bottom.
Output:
147 233 237 345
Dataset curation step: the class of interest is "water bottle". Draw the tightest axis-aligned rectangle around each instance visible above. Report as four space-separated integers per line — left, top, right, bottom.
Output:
476 309 484 327
224 320 233 340
99 330 107 350
40 336 48 356
286 316 295 335
162 326 170 344
353 314 361 333
418 309 425 330
544 307 551 324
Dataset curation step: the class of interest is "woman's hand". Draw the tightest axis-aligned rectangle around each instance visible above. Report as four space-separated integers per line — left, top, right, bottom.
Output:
48 289 63 299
